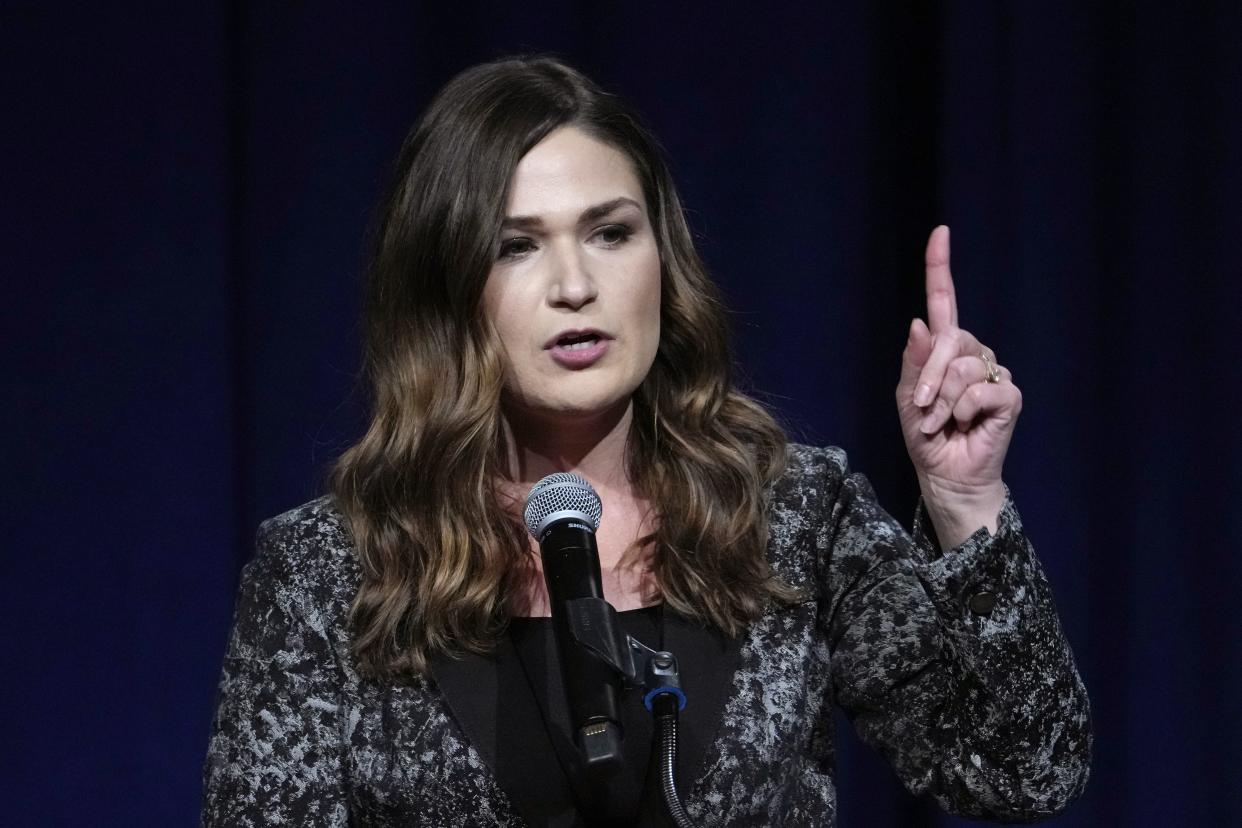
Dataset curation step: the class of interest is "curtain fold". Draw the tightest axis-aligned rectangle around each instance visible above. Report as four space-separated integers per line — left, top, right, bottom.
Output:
5 3 1237 824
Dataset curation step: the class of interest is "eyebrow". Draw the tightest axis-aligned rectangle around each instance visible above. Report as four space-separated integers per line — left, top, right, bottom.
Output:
500 196 643 231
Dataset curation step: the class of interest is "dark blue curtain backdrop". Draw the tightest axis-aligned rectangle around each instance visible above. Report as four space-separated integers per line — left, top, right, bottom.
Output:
5 2 1239 825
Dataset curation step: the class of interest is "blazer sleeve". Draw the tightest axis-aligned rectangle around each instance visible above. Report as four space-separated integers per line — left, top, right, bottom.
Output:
201 521 350 827
816 451 1091 821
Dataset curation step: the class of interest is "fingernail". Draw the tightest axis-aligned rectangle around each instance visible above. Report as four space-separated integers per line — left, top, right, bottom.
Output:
914 384 933 407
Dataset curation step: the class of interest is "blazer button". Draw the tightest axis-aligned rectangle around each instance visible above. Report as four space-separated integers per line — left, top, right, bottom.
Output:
967 591 997 616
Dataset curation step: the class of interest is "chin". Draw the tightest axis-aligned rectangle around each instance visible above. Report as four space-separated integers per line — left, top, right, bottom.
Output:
507 383 637 424
544 394 632 421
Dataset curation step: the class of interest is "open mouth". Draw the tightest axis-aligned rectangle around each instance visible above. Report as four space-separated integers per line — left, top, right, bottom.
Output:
556 332 601 351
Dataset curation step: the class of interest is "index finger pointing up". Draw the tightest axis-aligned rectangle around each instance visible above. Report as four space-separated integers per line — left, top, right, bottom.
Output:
924 225 957 334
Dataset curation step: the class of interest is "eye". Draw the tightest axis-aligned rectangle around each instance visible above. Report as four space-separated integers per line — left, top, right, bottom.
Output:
497 237 535 260
595 223 633 247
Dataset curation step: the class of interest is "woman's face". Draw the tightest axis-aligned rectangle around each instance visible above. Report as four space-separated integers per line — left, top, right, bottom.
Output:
483 126 662 426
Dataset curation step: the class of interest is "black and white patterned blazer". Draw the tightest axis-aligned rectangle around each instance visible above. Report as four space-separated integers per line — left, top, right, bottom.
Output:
202 444 1091 826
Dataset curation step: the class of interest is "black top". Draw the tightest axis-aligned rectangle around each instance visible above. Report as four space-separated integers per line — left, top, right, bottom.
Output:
202 445 1092 826
505 605 663 826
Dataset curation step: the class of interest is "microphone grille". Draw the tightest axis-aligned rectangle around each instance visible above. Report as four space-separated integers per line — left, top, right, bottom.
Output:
522 472 603 537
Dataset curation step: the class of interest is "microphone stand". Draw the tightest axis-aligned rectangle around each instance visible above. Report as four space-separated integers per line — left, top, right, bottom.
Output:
564 598 700 828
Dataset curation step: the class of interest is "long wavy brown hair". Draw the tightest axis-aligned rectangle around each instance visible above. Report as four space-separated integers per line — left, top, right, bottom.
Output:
330 55 800 681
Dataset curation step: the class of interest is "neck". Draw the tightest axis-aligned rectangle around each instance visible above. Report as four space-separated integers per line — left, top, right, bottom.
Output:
501 399 635 497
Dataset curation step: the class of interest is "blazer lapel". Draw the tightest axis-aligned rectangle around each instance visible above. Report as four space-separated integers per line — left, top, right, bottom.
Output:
427 610 743 824
430 635 582 827
661 611 745 786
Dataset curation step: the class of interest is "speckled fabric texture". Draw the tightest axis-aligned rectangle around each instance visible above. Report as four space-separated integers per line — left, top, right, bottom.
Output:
202 444 1091 826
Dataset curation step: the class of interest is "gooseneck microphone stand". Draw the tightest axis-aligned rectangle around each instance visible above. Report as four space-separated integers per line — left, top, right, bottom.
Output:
522 474 700 827
650 684 694 828
565 598 699 828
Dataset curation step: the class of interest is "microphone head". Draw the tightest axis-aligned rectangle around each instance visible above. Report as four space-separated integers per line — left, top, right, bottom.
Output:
523 472 603 539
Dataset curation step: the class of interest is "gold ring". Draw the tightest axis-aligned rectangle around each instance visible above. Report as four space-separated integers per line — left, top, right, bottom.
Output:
980 350 1001 383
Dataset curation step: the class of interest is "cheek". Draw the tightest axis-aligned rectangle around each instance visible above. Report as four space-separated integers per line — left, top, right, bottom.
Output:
494 317 536 391
637 263 663 348
482 281 530 362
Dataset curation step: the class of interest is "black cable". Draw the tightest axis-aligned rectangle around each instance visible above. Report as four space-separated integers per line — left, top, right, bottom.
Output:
652 693 697 828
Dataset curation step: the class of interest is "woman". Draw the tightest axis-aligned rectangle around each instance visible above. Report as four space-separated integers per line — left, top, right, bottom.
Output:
202 55 1090 826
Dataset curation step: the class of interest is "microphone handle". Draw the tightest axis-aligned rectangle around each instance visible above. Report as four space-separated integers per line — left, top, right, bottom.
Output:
539 520 624 772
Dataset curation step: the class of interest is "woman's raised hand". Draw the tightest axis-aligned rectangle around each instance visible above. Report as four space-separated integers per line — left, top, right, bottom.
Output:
896 226 1019 536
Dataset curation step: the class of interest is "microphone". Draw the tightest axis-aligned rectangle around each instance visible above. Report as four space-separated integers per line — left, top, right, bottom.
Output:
522 472 624 776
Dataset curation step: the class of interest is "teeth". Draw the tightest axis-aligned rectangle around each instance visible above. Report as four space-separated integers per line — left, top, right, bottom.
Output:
557 334 600 350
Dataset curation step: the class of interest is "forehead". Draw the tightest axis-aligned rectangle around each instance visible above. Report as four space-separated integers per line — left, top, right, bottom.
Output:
505 126 644 216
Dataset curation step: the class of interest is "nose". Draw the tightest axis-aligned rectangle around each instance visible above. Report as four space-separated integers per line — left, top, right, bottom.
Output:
547 241 598 310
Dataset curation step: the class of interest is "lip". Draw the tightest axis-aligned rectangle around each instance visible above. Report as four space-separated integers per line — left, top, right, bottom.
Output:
543 328 612 350
545 328 612 369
